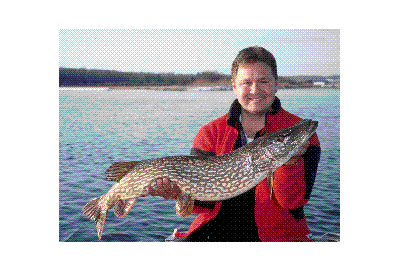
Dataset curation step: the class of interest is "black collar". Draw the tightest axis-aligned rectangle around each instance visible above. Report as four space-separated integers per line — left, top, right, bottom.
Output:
227 97 281 127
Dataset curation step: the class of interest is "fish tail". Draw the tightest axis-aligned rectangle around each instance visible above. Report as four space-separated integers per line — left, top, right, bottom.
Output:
82 197 102 220
96 210 108 240
82 197 108 240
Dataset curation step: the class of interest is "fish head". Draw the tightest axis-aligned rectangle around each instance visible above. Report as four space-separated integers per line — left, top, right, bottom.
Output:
259 119 318 168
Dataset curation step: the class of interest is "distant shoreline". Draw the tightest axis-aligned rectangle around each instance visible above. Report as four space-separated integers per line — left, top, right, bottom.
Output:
59 67 340 91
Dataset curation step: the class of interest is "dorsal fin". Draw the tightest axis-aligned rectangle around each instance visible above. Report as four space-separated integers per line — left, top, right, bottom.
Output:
105 161 139 182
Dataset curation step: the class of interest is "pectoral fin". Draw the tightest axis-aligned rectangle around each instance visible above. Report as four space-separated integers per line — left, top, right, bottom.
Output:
176 193 194 218
114 197 138 218
105 161 139 182
266 170 274 199
254 170 274 198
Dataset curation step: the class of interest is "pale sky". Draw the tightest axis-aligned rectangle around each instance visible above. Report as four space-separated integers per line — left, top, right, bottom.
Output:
59 29 340 76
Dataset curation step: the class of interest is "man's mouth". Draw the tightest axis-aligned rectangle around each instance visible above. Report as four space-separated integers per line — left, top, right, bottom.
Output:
249 97 263 101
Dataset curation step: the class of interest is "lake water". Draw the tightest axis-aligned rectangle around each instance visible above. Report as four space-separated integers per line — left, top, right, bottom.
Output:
59 88 340 242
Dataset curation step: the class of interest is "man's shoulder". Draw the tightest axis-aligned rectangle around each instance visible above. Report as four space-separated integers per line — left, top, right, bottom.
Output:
274 107 303 126
200 113 230 131
192 113 237 155
194 112 237 144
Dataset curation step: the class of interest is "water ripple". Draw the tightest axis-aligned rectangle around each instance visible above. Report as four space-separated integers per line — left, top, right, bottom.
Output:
60 89 340 241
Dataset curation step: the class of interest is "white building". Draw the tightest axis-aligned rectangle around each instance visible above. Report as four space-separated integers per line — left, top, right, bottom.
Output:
313 81 325 87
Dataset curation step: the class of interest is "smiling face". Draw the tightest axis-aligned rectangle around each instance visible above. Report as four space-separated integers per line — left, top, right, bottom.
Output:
232 62 278 115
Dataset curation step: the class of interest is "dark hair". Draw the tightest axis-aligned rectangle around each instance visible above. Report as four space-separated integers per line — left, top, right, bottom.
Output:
231 46 278 80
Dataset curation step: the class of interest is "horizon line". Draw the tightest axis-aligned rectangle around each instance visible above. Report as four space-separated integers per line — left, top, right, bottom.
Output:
59 66 340 77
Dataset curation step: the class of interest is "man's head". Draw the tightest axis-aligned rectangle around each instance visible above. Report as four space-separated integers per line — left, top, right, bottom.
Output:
231 46 278 115
231 46 277 81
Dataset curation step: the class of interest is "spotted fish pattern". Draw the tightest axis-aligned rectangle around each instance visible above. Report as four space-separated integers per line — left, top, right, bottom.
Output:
82 119 318 240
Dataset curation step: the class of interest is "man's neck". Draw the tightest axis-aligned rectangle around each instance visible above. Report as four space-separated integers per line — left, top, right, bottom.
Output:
240 109 268 138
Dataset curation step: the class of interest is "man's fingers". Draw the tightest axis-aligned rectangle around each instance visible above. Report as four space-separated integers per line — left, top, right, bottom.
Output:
157 178 176 199
156 178 164 190
154 178 168 198
147 178 181 200
162 178 172 193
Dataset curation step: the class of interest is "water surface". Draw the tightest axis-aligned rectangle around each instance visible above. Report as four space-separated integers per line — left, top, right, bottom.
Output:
59 88 340 241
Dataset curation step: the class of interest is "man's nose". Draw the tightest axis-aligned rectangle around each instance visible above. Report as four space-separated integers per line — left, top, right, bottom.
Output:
249 82 261 93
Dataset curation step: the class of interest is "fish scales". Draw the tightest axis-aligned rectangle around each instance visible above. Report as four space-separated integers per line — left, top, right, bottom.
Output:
83 119 318 239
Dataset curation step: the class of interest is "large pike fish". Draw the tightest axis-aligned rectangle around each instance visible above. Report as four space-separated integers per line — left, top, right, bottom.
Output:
82 119 318 240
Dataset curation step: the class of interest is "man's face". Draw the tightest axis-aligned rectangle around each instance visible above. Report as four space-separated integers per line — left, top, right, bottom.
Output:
232 62 278 115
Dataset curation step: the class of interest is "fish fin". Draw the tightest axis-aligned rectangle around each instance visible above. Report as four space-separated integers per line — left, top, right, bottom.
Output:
82 197 108 240
105 161 139 182
82 197 102 221
267 171 274 199
176 193 194 218
114 197 138 218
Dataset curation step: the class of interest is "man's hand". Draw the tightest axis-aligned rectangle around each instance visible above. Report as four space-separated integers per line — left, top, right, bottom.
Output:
142 178 193 217
146 178 181 199
284 141 310 166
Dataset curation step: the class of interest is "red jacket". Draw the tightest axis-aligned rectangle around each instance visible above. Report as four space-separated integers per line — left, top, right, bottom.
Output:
175 98 320 241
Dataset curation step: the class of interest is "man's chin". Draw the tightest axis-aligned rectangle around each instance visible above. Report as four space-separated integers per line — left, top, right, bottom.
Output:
242 106 269 115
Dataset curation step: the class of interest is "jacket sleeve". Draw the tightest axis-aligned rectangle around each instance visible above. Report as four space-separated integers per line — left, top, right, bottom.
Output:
272 133 321 209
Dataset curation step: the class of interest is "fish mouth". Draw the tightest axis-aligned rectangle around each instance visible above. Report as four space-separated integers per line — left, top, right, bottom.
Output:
295 119 318 134
308 120 318 134
295 120 318 153
296 119 318 144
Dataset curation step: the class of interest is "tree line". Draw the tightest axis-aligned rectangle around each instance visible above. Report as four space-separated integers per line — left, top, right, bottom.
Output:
59 67 230 87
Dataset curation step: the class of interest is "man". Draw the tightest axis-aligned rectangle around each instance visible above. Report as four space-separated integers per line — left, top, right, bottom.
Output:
148 46 321 241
